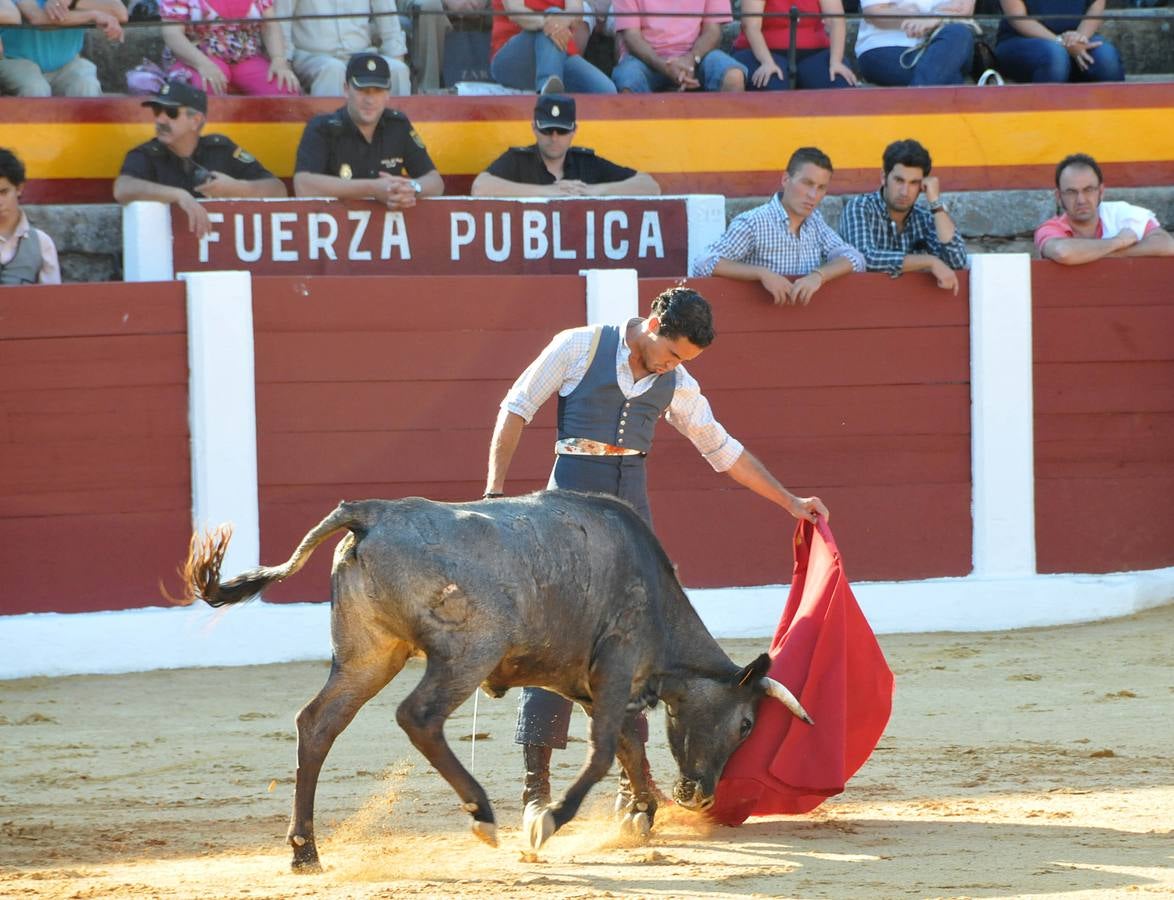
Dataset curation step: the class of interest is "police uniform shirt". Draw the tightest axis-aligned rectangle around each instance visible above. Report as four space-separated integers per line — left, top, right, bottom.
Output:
119 135 274 196
485 145 636 186
294 107 435 180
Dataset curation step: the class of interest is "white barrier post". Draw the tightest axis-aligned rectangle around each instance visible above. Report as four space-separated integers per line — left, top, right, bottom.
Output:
122 201 174 282
969 253 1036 577
683 195 726 276
183 270 260 577
583 268 639 324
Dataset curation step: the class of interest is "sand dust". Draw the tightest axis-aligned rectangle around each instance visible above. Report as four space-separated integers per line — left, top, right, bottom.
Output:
2 603 1172 899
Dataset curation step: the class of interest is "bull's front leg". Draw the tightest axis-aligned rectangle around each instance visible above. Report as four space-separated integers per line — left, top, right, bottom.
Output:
525 647 636 851
614 710 658 839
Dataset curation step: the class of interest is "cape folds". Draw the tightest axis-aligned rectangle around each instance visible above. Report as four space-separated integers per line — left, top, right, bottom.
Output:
709 517 895 824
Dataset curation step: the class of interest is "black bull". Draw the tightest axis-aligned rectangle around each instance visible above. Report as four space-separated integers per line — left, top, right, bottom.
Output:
181 490 810 870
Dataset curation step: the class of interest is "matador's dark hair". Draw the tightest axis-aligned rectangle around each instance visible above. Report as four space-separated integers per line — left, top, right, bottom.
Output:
650 287 715 348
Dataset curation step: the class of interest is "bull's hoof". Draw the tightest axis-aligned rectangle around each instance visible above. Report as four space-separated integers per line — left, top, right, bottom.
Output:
523 802 556 851
290 851 322 874
619 811 652 841
471 819 498 847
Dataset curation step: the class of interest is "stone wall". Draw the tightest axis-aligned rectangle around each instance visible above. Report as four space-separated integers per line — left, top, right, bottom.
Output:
26 186 1173 282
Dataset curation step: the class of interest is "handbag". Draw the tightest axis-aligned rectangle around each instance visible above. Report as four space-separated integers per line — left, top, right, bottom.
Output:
899 17 983 69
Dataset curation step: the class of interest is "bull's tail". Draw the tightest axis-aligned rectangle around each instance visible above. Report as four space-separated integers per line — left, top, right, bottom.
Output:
176 502 373 608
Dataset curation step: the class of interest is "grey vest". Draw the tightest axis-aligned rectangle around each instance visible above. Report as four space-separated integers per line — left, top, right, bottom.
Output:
557 324 675 453
0 229 44 286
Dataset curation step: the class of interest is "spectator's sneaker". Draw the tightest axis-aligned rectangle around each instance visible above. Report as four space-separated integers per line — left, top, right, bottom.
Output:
539 76 565 95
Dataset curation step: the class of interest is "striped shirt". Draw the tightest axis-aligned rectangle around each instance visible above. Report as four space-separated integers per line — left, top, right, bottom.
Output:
504 322 746 472
692 194 865 278
839 189 969 276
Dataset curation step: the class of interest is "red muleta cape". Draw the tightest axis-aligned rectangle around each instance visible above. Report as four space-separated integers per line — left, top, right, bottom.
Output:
708 517 894 825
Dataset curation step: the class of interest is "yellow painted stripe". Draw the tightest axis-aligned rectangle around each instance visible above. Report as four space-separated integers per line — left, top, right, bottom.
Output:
10 107 1172 180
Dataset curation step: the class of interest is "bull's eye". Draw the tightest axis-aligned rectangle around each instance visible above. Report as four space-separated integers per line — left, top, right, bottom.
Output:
740 717 753 737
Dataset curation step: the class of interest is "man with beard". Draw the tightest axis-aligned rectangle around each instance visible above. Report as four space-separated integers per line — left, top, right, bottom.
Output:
471 93 660 197
293 52 443 209
1035 153 1173 265
839 138 968 294
113 81 287 240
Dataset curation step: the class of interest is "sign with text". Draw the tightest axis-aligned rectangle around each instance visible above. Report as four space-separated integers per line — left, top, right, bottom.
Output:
170 198 692 277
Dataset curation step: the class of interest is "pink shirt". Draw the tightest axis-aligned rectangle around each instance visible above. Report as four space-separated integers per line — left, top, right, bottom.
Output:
1034 210 1159 253
613 0 732 61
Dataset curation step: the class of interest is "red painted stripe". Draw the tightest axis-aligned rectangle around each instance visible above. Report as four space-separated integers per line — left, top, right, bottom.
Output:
4 81 1171 123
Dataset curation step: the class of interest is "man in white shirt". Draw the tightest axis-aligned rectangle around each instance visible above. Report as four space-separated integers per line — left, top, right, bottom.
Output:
278 0 411 96
854 0 975 86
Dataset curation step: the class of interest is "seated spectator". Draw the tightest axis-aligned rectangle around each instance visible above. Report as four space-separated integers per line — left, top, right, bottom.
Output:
995 0 1123 83
1036 153 1173 264
0 0 126 97
0 0 18 61
412 0 491 93
293 53 443 208
471 93 659 196
839 138 967 293
113 82 287 239
0 148 60 285
692 147 864 306
612 0 747 93
854 0 975 86
160 0 301 96
489 0 615 93
734 0 857 90
279 0 410 96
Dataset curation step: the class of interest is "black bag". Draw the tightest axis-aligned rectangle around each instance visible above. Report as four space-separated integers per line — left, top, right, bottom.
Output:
971 37 1001 82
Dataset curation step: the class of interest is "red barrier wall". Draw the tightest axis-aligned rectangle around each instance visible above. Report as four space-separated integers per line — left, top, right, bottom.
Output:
0 283 191 615
251 275 586 602
641 276 974 587
1032 258 1174 574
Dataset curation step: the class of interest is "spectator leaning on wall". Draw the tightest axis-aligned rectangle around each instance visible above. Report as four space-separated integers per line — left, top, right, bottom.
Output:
692 147 864 307
293 52 443 208
113 82 288 239
0 148 61 286
471 94 660 197
839 138 968 294
0 0 126 97
1035 153 1174 265
278 0 411 96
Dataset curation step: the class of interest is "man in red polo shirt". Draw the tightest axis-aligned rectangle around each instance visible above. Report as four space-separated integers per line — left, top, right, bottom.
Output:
1035 153 1173 265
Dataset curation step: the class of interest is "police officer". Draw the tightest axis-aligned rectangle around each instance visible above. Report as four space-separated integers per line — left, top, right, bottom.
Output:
471 94 661 198
113 81 287 240
293 52 443 211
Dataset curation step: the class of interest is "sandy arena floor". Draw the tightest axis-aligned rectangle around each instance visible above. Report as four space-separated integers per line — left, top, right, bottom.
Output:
1 602 1172 899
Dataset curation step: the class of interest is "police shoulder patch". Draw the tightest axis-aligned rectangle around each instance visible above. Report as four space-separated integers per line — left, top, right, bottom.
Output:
203 134 232 147
408 128 426 149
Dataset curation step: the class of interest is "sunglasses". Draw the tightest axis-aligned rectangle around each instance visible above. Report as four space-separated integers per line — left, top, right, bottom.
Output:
148 104 182 119
537 126 573 136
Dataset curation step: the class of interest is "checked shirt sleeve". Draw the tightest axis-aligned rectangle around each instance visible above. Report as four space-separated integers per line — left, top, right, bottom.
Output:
922 214 970 270
691 213 757 277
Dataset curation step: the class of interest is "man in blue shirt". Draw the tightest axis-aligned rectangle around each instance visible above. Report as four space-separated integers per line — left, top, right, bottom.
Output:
839 138 969 295
0 0 126 97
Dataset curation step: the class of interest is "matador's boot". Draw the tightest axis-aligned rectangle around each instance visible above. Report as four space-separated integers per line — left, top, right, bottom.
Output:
521 743 552 810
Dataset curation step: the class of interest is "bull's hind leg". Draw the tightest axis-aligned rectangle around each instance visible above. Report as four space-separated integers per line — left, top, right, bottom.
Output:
394 652 502 847
288 641 411 872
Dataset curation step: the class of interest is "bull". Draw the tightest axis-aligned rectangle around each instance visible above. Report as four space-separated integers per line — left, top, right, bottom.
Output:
180 490 811 871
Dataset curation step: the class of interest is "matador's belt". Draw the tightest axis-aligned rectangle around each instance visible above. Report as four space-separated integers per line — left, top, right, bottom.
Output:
555 437 646 457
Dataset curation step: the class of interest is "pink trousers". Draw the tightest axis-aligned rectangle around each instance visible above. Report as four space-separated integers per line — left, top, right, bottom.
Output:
173 54 300 96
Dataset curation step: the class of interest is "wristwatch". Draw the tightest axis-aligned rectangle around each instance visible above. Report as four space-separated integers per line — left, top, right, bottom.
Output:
409 179 423 194
693 54 703 67
929 200 946 214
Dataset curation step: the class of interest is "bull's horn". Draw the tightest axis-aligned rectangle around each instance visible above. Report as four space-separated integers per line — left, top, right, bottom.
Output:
759 677 814 725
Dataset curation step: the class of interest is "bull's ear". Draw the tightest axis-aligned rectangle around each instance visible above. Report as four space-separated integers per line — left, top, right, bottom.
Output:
735 652 772 686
